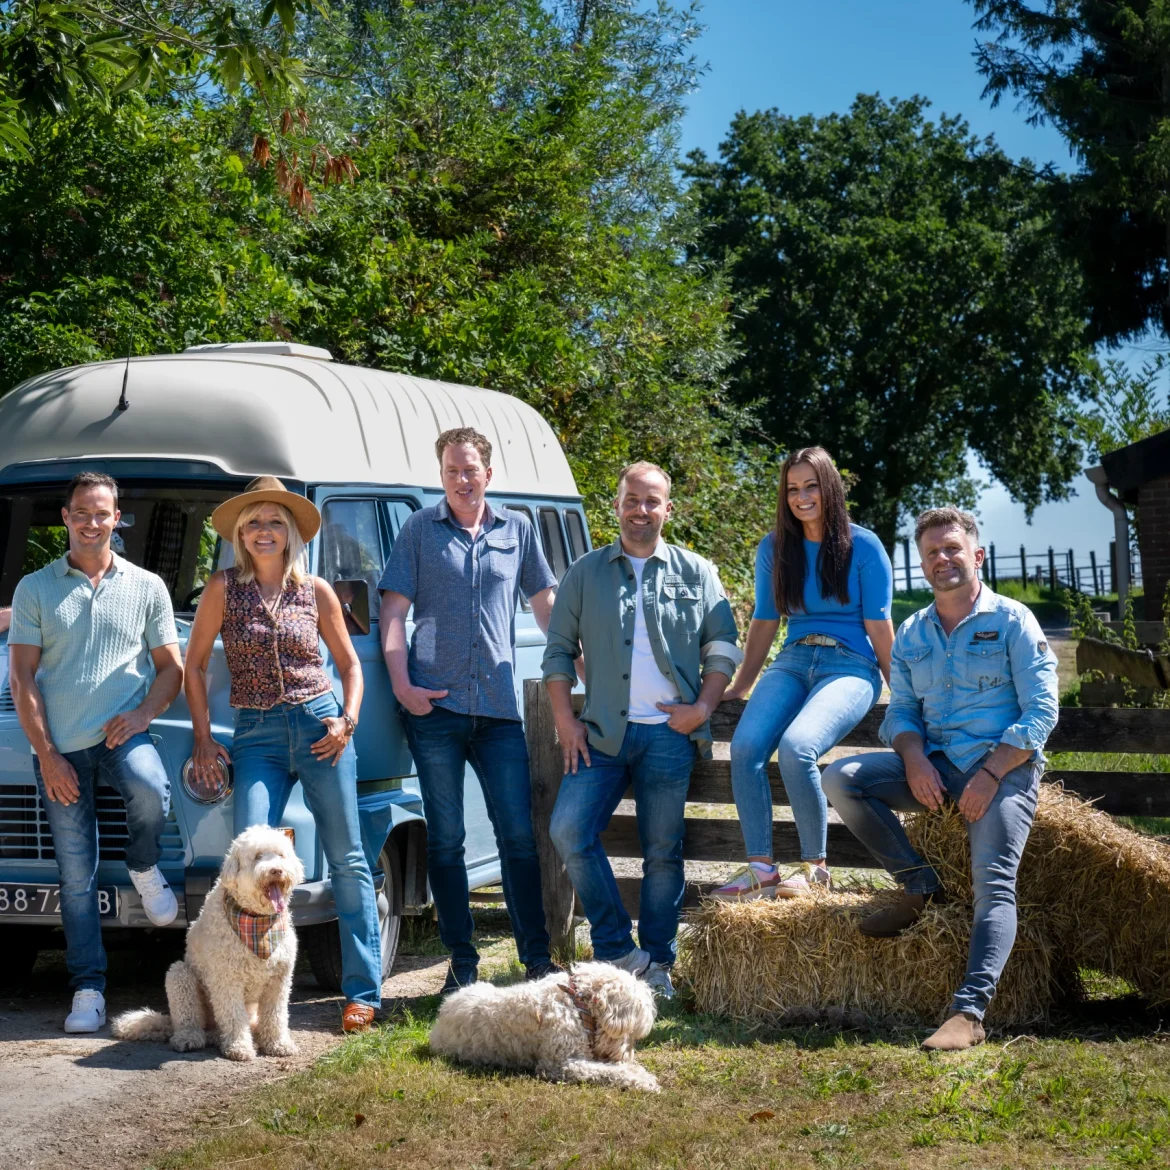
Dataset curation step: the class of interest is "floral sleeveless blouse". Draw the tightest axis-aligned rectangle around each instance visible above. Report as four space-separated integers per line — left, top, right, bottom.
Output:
221 569 331 710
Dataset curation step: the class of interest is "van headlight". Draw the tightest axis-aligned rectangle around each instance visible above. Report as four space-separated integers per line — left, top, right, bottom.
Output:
181 757 233 804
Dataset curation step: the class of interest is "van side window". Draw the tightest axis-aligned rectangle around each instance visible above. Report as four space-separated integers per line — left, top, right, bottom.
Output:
538 507 569 581
564 510 589 561
319 499 385 620
380 500 414 549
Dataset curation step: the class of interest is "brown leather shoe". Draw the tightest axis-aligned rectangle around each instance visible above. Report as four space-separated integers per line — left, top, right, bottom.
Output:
858 890 941 938
342 1003 375 1033
922 1011 986 1051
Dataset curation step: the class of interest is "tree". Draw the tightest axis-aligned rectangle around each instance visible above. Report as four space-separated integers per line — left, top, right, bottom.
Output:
969 0 1170 344
684 94 1095 546
1076 354 1170 460
0 0 318 162
0 0 776 610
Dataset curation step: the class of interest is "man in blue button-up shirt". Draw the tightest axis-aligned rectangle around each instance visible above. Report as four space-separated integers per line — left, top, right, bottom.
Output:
823 507 1058 1051
379 427 559 994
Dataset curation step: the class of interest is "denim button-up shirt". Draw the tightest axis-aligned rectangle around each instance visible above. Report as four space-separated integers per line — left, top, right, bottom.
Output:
879 585 1059 771
378 499 556 721
542 538 742 759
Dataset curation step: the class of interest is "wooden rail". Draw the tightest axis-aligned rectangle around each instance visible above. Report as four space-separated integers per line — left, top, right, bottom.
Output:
523 680 1170 953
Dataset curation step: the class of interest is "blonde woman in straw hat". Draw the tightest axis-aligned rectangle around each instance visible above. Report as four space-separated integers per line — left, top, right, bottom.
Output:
184 476 381 1033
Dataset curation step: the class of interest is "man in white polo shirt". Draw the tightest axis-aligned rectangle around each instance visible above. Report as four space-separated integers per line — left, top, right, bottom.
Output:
8 472 184 1033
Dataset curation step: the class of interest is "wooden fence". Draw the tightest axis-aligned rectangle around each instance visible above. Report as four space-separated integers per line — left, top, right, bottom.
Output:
523 680 1170 953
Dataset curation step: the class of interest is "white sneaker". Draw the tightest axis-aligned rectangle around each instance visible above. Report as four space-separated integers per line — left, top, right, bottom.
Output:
129 866 178 926
644 961 674 1000
608 946 651 978
64 989 106 1033
775 862 832 899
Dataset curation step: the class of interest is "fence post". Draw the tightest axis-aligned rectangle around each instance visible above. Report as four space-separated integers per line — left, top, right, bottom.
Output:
1048 546 1056 591
1090 550 1099 597
989 542 997 590
524 678 576 956
1067 548 1075 588
902 537 912 592
1110 541 1117 594
1020 544 1027 584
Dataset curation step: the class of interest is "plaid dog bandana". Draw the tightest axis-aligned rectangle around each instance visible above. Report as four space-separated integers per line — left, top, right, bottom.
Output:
224 893 289 960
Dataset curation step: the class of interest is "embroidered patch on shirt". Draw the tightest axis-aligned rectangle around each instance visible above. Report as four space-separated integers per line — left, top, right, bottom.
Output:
973 630 999 641
1038 641 1048 653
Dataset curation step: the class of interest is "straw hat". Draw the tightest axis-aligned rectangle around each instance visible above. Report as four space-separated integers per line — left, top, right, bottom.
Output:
211 476 321 543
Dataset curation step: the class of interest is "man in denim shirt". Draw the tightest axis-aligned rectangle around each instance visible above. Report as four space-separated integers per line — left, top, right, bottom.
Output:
543 462 742 999
380 427 559 994
823 507 1058 1051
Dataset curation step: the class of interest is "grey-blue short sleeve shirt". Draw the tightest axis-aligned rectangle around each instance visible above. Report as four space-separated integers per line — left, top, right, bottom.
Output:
378 500 557 720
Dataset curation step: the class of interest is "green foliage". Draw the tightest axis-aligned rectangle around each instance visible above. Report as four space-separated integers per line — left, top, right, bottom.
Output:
20 524 66 573
970 0 1170 343
684 94 1094 545
1076 355 1170 462
0 1 777 613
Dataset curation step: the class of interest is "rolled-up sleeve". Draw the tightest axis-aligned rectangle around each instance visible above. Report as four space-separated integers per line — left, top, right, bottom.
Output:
698 562 742 680
1001 611 1059 753
879 633 926 746
541 561 583 684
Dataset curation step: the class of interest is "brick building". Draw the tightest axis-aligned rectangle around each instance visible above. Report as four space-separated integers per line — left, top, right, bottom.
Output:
1100 429 1170 619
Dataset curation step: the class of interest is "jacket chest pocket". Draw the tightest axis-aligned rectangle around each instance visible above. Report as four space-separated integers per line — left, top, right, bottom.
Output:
903 646 934 692
484 539 519 581
965 644 1006 691
660 576 703 632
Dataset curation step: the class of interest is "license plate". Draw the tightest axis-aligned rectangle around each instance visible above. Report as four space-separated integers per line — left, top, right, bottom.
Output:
0 883 119 918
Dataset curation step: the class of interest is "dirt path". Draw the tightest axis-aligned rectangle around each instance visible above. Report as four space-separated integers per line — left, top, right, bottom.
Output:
0 949 452 1170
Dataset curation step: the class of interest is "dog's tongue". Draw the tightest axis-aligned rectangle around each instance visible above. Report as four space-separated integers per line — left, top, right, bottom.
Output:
266 883 287 913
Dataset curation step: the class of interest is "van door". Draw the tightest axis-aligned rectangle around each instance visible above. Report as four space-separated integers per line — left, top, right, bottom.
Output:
314 492 416 783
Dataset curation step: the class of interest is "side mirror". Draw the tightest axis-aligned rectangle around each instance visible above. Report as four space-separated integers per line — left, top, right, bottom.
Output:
333 579 371 637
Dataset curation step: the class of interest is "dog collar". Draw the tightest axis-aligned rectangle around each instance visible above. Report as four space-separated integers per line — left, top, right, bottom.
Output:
562 970 597 1057
224 893 289 960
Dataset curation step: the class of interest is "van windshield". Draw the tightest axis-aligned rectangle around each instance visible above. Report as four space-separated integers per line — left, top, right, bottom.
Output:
0 482 236 614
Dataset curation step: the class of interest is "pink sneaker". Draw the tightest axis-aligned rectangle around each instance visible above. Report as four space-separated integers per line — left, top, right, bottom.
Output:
711 864 780 903
775 863 831 899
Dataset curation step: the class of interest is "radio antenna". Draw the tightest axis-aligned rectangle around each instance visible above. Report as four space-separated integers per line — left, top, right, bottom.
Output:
117 333 133 412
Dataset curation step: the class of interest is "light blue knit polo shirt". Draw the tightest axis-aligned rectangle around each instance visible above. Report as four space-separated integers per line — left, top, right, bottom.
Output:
9 553 178 753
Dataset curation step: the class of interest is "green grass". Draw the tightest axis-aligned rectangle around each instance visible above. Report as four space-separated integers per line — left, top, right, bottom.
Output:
148 986 1170 1170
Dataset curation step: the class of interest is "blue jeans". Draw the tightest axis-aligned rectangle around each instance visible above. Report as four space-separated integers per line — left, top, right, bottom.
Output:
33 733 170 993
731 642 881 861
549 721 695 966
401 706 550 972
822 749 1041 1019
233 693 382 1008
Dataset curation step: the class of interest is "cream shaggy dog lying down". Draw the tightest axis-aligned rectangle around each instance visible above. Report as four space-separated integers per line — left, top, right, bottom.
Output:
112 825 304 1061
429 962 660 1092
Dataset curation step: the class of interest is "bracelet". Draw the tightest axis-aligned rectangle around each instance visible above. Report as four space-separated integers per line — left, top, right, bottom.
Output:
978 766 1002 784
341 713 357 737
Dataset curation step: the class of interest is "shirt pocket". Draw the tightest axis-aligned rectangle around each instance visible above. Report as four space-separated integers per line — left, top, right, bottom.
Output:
661 575 702 602
903 645 934 692
484 538 519 581
964 644 1007 691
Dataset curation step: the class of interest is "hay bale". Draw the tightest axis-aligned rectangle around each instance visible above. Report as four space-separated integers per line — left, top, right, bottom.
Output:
679 891 1054 1027
906 784 1170 1005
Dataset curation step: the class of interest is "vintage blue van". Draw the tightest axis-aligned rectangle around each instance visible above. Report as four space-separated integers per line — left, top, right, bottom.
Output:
0 342 592 988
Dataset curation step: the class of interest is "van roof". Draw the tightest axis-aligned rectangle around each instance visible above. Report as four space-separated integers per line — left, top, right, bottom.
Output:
0 352 579 498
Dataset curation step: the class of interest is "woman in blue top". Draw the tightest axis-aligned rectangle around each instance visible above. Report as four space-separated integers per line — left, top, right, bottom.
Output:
713 446 895 901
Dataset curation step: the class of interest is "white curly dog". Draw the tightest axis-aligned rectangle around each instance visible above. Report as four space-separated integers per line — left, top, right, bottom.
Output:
112 825 304 1061
429 961 660 1091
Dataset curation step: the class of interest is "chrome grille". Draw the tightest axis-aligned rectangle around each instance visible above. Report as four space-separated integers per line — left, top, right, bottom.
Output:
0 683 14 714
0 784 184 863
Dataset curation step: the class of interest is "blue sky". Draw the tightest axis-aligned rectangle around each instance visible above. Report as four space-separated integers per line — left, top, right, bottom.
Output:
676 0 1166 584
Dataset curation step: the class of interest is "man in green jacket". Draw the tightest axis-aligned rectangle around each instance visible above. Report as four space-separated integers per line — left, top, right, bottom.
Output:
543 461 741 999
